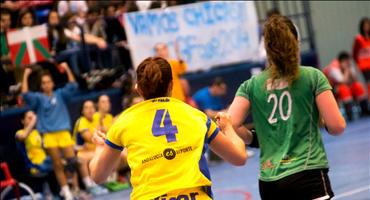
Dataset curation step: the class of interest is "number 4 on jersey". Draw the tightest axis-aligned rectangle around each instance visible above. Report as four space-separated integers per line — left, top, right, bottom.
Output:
152 109 178 143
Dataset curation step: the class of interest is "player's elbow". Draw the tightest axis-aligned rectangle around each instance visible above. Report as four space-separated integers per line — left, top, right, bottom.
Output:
230 151 247 166
327 119 346 136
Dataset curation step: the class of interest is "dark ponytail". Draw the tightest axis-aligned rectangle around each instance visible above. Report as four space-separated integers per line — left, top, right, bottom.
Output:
136 57 172 99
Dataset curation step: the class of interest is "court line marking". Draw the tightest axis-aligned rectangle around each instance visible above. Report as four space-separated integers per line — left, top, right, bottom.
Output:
332 185 370 199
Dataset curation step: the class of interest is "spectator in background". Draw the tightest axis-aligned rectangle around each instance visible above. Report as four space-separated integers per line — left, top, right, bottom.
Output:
192 77 227 119
104 4 133 70
180 79 198 108
21 64 78 200
73 100 109 196
323 52 369 120
352 17 370 99
47 10 68 55
126 1 162 12
93 94 130 189
94 94 113 133
85 8 106 39
15 111 52 175
122 92 143 110
1 9 16 102
17 8 34 28
58 0 88 18
61 12 107 74
154 42 187 101
62 12 107 49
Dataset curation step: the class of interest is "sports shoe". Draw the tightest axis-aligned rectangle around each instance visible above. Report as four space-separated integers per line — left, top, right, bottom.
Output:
88 185 109 196
104 181 130 192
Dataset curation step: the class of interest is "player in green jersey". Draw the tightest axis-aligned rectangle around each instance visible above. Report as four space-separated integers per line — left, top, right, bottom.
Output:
228 15 346 200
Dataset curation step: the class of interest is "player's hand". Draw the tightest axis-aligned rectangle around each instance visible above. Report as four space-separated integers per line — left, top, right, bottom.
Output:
97 39 107 49
24 68 32 77
215 112 233 131
92 130 106 145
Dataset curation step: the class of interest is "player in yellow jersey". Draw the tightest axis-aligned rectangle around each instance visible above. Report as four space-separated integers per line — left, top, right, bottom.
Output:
89 57 247 200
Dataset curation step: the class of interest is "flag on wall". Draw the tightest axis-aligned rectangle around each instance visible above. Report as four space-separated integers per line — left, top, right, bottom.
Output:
6 24 51 67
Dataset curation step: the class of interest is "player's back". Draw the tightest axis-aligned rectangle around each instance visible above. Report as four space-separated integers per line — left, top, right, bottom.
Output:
236 66 332 181
107 97 218 199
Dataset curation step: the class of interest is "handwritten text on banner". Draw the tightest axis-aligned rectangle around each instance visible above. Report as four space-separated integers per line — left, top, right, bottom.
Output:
124 1 259 72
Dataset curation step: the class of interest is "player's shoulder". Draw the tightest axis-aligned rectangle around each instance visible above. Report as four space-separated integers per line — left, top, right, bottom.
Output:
355 34 364 41
299 66 324 77
92 112 99 119
31 129 40 135
193 87 208 98
175 98 206 116
78 116 87 123
240 69 269 87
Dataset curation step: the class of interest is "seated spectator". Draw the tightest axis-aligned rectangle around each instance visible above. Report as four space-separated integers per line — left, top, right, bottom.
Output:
323 51 370 120
122 92 144 110
94 94 113 133
85 8 106 39
104 4 132 70
154 42 187 101
73 100 109 196
62 12 107 49
93 94 130 191
352 17 370 99
47 10 68 55
17 8 34 28
1 9 18 107
15 111 52 175
21 64 78 200
192 77 227 118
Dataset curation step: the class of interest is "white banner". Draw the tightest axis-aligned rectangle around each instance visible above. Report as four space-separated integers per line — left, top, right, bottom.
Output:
124 1 259 72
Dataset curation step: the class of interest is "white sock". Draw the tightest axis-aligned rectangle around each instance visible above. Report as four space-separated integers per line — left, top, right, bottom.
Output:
61 185 73 200
83 177 96 188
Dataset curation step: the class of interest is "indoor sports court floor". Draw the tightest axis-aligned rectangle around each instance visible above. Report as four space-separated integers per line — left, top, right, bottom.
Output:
97 117 370 200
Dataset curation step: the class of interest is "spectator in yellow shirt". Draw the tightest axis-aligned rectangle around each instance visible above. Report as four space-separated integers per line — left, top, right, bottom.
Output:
15 111 52 175
73 100 109 196
154 42 187 101
93 95 114 133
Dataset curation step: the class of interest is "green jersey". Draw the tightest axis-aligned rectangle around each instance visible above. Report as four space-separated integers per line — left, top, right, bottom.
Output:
236 66 332 181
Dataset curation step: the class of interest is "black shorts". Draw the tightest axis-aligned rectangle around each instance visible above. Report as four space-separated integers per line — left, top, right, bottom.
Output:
259 169 334 200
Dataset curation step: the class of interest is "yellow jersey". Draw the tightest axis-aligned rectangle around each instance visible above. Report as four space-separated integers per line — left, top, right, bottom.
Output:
73 116 98 150
168 59 187 102
16 129 47 165
93 112 113 133
106 97 219 200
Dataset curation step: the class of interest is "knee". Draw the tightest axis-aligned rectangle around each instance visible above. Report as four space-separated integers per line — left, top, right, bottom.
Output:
65 157 79 173
52 159 65 172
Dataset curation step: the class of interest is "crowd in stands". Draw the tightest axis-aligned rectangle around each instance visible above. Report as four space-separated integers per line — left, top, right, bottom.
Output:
323 17 370 120
0 0 369 199
1 0 196 110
